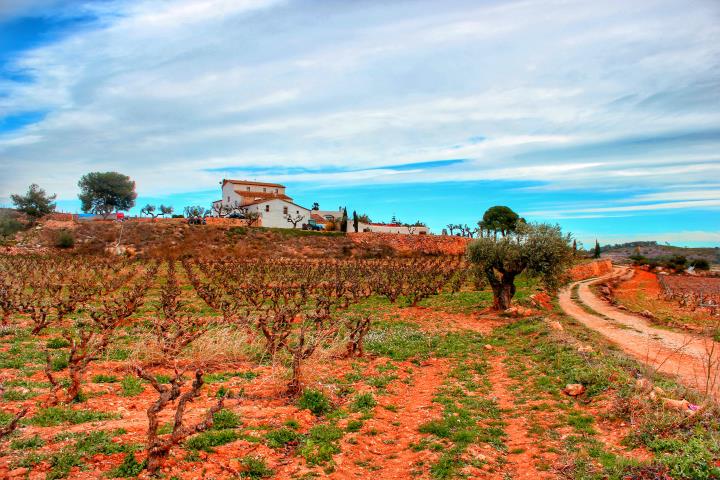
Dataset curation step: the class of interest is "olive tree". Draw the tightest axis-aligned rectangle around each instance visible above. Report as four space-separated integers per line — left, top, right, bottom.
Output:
467 222 573 310
140 204 159 218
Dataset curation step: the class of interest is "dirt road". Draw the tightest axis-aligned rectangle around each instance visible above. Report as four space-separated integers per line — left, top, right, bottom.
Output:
559 267 720 399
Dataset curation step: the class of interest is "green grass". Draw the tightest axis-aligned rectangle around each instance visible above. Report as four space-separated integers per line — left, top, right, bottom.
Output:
204 371 258 383
238 455 273 479
26 407 118 426
297 388 333 416
10 434 45 450
3 387 39 400
345 419 363 432
109 452 146 478
120 374 144 397
366 373 397 392
299 424 344 466
350 392 377 412
92 374 119 383
46 337 71 349
212 409 241 429
185 429 240 452
42 430 139 479
265 427 301 448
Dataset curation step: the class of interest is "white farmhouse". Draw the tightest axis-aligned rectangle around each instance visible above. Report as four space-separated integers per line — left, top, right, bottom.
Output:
212 179 311 229
357 221 429 235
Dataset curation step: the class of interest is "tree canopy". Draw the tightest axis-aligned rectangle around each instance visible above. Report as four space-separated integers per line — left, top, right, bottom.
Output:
77 172 136 218
467 222 573 310
481 205 521 237
11 184 56 220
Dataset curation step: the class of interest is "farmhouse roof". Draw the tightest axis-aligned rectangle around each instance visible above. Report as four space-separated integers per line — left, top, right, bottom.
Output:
242 197 309 211
223 179 286 188
234 190 293 202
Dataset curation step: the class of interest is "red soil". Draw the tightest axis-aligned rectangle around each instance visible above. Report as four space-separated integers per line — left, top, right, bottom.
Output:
330 358 449 479
568 260 613 281
391 306 505 334
488 355 555 479
614 268 718 331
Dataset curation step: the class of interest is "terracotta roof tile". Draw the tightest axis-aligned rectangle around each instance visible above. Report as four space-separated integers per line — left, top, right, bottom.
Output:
234 190 293 202
224 179 286 188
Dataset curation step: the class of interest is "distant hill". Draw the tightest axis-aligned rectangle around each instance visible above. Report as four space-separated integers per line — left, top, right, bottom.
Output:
598 241 719 265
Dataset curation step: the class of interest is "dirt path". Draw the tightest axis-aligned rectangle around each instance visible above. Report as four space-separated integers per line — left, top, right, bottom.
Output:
488 353 555 480
559 268 720 399
392 306 505 335
330 357 449 480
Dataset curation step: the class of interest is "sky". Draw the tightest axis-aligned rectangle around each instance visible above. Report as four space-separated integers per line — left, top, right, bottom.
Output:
0 0 719 247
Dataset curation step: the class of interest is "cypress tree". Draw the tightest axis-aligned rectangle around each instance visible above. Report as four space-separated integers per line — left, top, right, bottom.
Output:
340 207 348 233
594 240 601 259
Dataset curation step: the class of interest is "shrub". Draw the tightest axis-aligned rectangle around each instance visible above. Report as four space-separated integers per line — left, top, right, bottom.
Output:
297 389 333 416
54 230 75 249
265 427 301 448
345 419 363 432
690 259 710 270
351 392 377 412
0 213 25 241
238 455 273 479
212 409 241 429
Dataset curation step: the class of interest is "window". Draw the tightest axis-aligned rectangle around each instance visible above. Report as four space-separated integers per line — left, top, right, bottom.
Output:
227 196 230 202
263 188 266 192
246 187 250 191
265 205 270 212
283 206 288 215
296 210 299 214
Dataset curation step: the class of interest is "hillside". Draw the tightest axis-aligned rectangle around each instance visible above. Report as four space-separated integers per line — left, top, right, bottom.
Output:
599 241 719 265
1 218 470 258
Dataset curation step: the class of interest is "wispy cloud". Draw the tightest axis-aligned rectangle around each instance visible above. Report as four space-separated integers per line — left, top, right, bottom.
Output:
0 0 719 241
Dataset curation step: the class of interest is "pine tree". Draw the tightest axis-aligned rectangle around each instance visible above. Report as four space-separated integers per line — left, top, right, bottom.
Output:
11 184 57 220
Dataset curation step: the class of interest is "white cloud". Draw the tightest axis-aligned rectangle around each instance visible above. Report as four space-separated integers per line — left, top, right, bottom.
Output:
0 0 719 216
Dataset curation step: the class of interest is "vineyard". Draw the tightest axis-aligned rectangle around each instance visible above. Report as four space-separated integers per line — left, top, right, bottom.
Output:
1 254 719 480
658 275 720 315
0 254 473 478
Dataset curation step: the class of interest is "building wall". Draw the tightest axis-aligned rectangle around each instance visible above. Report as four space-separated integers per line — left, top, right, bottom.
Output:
357 222 429 234
245 199 311 229
220 182 286 205
314 209 344 221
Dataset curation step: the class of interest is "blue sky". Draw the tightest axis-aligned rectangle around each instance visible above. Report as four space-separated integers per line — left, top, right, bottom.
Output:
1 0 719 247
